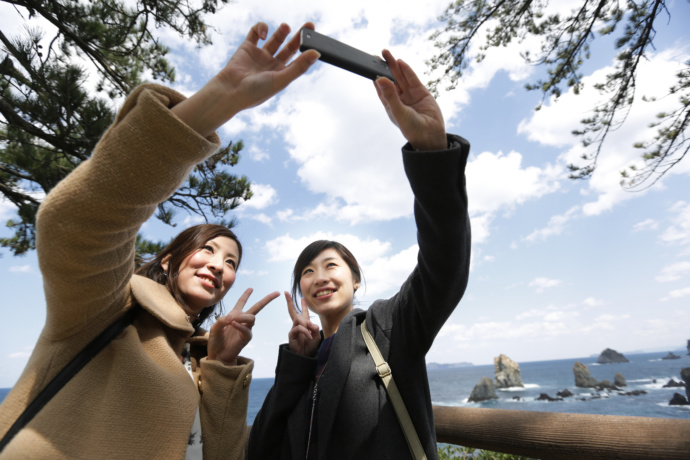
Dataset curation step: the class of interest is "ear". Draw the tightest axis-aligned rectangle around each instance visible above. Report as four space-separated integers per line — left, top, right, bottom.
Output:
354 283 360 291
160 254 172 273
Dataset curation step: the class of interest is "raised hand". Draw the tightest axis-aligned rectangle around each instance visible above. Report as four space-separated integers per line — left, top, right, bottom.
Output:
207 288 280 366
172 22 320 137
374 49 446 151
285 292 321 357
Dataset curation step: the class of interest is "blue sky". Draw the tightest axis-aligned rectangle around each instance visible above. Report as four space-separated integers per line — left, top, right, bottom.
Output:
1 0 689 387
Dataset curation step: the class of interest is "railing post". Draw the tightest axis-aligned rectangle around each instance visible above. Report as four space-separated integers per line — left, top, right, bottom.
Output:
433 405 690 459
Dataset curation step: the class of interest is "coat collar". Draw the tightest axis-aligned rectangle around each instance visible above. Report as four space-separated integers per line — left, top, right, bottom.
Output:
129 274 195 336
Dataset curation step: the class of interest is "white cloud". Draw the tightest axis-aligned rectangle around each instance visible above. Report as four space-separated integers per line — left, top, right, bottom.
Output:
528 277 562 293
9 265 31 273
249 213 272 225
242 184 278 210
582 297 605 308
655 261 690 283
632 219 659 233
660 201 690 247
660 286 690 302
525 206 580 242
518 47 690 216
248 145 270 162
466 151 561 216
265 232 391 264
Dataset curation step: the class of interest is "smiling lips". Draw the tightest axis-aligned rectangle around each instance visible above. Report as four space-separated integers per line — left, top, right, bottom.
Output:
197 273 219 289
314 289 335 298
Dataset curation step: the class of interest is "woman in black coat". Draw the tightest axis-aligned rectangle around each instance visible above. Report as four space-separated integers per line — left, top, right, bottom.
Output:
249 50 471 460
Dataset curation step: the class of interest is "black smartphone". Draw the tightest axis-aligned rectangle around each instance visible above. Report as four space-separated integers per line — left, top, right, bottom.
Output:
299 29 395 83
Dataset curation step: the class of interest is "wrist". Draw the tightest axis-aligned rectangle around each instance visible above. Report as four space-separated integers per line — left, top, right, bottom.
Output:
171 77 242 138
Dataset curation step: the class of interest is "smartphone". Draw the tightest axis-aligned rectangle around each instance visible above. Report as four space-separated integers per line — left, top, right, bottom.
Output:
299 29 395 83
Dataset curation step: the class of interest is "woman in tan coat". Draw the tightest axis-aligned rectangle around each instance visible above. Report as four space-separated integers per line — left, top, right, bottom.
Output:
0 21 320 459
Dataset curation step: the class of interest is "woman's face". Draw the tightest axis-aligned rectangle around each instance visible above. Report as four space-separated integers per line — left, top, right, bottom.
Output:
299 248 358 322
163 236 240 315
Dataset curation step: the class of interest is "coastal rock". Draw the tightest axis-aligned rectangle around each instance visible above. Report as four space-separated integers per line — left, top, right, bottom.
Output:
468 377 498 403
614 373 626 387
494 354 524 388
662 352 681 360
536 393 562 402
663 379 685 388
596 379 620 391
556 389 574 398
681 368 690 401
619 390 647 396
573 361 598 388
596 348 629 364
669 393 689 406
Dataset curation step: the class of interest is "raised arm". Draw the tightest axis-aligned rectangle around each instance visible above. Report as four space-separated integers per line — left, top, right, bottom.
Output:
36 22 319 339
371 51 471 356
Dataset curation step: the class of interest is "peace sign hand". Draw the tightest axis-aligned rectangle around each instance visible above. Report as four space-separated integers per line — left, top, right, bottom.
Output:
286 292 321 357
207 288 280 366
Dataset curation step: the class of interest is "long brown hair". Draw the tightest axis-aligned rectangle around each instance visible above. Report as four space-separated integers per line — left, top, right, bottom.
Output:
136 224 242 328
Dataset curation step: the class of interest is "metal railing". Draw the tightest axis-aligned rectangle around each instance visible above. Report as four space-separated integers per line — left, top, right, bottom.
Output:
433 405 690 459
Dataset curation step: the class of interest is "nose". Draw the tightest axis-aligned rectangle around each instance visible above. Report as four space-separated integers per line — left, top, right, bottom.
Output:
314 268 328 285
207 253 224 273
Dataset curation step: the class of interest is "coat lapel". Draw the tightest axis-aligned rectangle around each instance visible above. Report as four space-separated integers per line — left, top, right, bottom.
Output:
315 309 363 458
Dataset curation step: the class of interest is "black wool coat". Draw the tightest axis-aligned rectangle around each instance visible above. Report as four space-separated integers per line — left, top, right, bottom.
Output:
248 134 471 460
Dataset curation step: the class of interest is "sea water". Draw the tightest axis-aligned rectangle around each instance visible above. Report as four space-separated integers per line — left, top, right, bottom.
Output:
1 352 688 423
246 351 690 423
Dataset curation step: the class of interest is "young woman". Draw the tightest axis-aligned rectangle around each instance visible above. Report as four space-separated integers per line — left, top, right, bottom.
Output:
248 51 471 460
0 22 320 460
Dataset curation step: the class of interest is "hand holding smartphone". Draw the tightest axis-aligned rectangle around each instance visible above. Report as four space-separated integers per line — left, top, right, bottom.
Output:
299 29 395 83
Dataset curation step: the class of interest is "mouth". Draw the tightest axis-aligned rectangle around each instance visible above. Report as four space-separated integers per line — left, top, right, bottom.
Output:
197 274 219 289
314 289 335 298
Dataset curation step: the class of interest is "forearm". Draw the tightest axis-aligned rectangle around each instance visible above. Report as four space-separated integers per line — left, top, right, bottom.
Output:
37 85 221 337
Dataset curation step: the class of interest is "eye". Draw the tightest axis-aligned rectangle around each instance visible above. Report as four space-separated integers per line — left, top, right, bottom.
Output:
226 259 237 269
302 268 314 276
202 244 214 253
327 262 337 268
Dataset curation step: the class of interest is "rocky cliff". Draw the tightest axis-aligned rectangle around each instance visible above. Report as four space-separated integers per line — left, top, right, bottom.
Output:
494 354 524 388
597 348 629 364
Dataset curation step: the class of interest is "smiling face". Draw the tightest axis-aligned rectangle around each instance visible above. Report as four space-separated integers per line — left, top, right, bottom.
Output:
299 248 360 335
162 236 240 316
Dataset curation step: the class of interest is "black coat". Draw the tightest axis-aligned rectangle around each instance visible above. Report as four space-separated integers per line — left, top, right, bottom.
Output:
249 134 471 460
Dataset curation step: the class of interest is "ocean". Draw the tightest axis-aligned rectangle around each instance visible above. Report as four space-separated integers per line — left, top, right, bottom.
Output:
247 351 690 423
2 351 689 424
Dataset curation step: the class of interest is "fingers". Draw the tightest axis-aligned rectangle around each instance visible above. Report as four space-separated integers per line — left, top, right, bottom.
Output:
246 22 269 45
275 22 314 63
231 288 254 313
381 49 405 92
263 23 291 56
246 290 280 316
301 298 310 319
286 291 299 321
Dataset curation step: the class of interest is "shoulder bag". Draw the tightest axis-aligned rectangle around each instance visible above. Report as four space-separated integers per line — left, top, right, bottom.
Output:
361 319 427 460
0 305 140 453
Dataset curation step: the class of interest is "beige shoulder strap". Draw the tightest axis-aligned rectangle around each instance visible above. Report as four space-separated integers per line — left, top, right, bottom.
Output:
361 319 427 460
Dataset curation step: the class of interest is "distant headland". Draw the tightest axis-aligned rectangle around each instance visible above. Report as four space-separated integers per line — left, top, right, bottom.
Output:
427 362 474 370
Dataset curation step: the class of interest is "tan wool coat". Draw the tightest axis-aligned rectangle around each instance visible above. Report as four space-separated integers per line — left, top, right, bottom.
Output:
0 85 252 459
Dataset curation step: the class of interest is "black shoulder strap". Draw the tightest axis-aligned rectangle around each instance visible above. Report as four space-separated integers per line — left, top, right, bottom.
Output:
0 305 141 452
